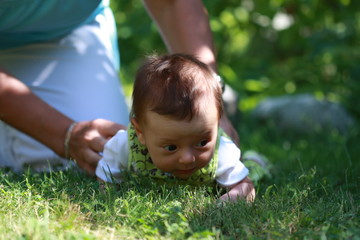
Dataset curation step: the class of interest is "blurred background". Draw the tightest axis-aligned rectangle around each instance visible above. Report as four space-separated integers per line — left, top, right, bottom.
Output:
110 0 359 133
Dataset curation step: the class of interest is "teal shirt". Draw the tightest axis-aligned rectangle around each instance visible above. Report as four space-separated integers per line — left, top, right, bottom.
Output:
0 0 107 49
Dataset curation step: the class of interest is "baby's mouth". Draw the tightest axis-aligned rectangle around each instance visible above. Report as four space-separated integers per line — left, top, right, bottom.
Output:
174 167 196 177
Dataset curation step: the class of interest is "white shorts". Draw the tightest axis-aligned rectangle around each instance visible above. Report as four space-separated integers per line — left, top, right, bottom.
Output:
0 7 129 172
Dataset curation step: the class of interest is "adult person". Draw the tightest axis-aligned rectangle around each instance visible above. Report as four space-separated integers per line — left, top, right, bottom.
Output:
0 0 239 175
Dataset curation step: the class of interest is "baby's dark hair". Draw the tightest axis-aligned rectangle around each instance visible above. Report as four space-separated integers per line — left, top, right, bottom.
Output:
131 53 223 123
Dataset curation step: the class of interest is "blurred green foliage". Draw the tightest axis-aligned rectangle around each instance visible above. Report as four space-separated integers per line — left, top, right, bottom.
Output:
111 0 360 120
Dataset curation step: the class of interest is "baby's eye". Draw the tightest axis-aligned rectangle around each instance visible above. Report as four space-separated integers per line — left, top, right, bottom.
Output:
196 140 208 147
164 145 177 152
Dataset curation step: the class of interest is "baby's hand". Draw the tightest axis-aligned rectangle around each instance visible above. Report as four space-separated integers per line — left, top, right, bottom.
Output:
219 177 255 203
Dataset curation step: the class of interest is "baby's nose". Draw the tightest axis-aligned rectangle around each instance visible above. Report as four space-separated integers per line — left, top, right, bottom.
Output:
178 150 195 164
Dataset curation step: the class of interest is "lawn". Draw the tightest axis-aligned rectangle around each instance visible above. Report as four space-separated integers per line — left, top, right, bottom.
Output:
0 118 359 239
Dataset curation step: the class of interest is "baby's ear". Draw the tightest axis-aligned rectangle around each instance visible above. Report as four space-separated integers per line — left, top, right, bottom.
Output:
131 118 146 145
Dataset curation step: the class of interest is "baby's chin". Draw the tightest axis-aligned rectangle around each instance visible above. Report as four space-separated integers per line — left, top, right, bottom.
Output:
172 168 197 179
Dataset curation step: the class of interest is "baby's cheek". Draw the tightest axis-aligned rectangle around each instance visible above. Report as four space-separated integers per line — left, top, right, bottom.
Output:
152 156 175 172
197 152 213 168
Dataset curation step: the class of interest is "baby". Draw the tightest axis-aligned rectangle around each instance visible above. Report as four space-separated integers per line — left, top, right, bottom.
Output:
96 53 255 202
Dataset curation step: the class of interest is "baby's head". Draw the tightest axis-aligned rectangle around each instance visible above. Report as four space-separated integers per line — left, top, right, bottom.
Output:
131 53 223 179
132 53 223 123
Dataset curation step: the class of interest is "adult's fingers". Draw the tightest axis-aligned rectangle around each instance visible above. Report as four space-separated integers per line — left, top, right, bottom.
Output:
74 149 102 176
89 135 108 153
93 119 127 138
68 119 125 174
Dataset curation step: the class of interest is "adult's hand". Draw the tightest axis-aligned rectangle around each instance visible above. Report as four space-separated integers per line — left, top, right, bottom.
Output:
67 119 126 176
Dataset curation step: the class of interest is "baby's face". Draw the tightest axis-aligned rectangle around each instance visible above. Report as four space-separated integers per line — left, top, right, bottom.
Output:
135 100 219 179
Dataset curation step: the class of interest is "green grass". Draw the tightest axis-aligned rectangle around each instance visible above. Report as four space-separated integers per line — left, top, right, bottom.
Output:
0 119 359 239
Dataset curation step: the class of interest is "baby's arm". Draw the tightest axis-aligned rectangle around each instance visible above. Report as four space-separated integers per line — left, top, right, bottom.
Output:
216 135 255 202
219 177 255 202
